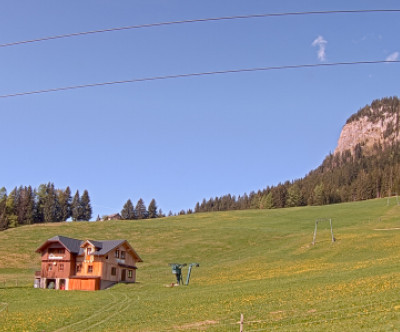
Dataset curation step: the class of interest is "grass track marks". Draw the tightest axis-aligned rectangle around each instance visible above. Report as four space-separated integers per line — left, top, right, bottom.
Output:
53 291 119 332
80 293 132 331
0 303 8 314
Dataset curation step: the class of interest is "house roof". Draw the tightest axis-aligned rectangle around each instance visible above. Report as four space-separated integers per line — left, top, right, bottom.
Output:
36 235 82 254
36 235 143 262
85 240 124 255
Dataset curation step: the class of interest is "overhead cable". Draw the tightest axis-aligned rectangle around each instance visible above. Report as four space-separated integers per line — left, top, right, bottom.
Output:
0 60 398 99
1 9 400 48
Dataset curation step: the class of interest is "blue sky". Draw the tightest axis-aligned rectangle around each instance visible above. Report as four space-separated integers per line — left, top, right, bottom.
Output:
1 1 399 218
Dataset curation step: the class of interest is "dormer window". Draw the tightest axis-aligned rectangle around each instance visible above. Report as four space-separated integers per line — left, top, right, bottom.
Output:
87 248 92 256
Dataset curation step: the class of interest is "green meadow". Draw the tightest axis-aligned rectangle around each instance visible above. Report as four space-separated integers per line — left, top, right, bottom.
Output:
1 198 400 331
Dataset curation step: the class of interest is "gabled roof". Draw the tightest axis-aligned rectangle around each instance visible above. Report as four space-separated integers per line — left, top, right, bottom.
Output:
36 235 83 254
81 239 104 250
90 240 125 255
36 236 143 262
88 239 143 262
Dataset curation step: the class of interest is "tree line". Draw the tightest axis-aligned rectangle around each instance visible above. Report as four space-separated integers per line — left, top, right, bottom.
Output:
194 142 400 213
0 183 92 230
112 198 164 220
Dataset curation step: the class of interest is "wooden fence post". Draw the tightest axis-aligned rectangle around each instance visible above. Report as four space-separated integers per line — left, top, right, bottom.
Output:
240 313 244 332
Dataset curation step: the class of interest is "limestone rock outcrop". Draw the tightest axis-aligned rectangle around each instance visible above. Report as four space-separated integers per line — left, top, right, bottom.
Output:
334 98 400 156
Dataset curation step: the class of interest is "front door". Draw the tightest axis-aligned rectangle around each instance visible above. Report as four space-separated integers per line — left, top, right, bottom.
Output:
121 269 126 281
59 279 66 290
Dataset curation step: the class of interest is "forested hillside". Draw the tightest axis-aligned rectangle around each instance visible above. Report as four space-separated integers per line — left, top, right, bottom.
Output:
194 96 400 213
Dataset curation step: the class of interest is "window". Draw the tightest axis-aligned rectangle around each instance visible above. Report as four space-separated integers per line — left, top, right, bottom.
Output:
59 264 64 271
128 270 133 278
121 251 126 259
88 265 93 273
115 250 120 258
111 267 117 276
76 265 81 273
58 249 65 254
48 264 53 271
87 247 92 255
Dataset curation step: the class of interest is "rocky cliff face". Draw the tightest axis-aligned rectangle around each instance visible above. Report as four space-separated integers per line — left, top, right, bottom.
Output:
334 97 400 156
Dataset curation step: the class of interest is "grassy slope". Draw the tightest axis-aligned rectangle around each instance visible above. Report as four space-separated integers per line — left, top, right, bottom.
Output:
0 198 400 331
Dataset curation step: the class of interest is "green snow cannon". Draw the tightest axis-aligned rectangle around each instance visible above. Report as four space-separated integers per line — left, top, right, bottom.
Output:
169 263 186 284
169 263 199 285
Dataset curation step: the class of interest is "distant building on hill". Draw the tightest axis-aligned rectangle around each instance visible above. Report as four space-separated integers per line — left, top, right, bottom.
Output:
106 213 123 221
34 235 142 291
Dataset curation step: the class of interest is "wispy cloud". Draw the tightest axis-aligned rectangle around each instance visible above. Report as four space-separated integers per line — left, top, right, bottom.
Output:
312 35 327 61
386 52 399 62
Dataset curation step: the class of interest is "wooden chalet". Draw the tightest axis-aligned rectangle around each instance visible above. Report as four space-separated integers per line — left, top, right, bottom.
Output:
35 235 143 291
106 213 122 221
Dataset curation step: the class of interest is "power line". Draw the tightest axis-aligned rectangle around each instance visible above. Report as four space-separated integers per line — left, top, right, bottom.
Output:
0 60 398 99
1 9 399 48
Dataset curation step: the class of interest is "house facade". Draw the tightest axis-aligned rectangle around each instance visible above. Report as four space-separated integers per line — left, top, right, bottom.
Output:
35 235 142 291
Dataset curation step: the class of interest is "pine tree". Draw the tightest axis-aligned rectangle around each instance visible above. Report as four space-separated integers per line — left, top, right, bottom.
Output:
286 184 302 207
313 183 325 206
58 186 72 221
121 199 135 220
239 193 249 210
80 190 92 221
0 187 7 230
260 192 274 209
272 184 287 208
250 191 261 209
5 188 18 228
148 199 158 218
16 186 34 225
34 184 48 223
71 190 81 221
135 198 147 219
43 183 57 223
200 199 207 212
26 186 35 224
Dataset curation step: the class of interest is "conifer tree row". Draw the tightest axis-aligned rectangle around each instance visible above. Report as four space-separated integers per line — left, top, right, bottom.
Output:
119 197 163 220
194 142 400 213
0 183 92 230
